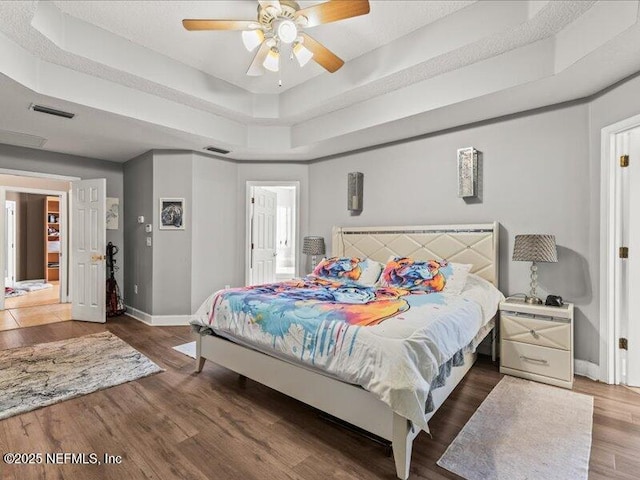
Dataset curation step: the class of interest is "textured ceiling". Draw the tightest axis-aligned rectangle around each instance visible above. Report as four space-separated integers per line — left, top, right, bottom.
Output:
53 0 475 94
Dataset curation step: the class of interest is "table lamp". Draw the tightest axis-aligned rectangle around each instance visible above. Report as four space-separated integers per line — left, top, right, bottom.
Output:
303 236 325 269
512 234 558 304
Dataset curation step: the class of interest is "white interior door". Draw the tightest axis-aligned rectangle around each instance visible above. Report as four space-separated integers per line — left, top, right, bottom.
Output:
250 187 277 285
4 200 15 288
627 128 640 386
71 179 106 323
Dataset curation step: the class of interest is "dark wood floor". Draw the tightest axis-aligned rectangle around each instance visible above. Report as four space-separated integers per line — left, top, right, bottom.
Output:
0 316 639 480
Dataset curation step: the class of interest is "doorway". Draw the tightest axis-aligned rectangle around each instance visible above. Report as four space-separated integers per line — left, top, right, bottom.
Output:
601 116 640 387
0 172 108 327
0 186 70 329
4 192 65 309
245 181 300 286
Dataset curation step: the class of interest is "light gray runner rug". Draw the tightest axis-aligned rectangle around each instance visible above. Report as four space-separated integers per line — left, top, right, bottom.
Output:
0 331 163 420
437 376 593 480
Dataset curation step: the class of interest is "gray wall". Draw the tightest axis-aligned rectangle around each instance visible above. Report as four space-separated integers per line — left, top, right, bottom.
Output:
309 102 598 362
191 154 239 312
123 151 153 313
123 152 310 316
0 144 124 289
152 152 193 316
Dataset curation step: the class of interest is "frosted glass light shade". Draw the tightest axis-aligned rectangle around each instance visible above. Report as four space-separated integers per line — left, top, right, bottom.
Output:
242 29 264 52
277 19 297 44
293 43 313 67
263 48 280 72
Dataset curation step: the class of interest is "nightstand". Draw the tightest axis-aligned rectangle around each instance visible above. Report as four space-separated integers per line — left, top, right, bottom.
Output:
499 298 574 389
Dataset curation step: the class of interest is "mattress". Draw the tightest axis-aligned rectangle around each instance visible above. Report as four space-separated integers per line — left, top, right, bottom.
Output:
191 273 504 432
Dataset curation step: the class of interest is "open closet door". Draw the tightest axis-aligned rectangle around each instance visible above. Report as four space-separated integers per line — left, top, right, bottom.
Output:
71 179 106 323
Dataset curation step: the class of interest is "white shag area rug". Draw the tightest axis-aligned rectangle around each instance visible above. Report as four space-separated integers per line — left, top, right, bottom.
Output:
0 332 163 420
172 341 196 359
437 375 593 480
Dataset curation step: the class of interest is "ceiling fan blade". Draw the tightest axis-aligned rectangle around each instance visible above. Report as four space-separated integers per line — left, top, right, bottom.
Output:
301 33 344 73
295 0 370 28
247 41 271 76
182 19 258 31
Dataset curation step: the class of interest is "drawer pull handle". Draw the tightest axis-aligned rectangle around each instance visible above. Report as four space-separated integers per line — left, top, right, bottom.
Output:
530 329 539 339
520 355 549 365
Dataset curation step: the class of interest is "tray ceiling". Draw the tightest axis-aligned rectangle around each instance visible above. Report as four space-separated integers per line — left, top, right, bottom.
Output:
0 1 639 162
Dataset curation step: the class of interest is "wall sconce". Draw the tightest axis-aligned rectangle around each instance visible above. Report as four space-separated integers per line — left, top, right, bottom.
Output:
457 147 478 198
347 172 363 213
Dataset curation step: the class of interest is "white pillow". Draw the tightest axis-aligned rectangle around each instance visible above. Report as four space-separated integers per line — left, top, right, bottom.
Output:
443 263 473 295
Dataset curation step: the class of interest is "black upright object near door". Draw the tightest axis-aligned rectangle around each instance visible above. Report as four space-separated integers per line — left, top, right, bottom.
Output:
106 242 125 317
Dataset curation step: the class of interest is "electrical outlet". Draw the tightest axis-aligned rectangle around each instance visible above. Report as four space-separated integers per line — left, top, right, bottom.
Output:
146 237 152 247
145 224 152 233
224 284 230 289
134 285 138 294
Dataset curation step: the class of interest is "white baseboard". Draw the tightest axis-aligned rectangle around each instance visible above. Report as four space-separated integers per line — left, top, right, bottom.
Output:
125 305 191 327
575 359 601 382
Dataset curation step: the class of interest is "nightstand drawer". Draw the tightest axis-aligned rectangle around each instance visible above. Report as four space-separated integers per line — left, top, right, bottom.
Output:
501 340 571 382
501 313 571 350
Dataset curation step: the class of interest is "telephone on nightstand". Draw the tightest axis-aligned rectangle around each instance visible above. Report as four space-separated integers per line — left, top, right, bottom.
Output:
545 295 564 307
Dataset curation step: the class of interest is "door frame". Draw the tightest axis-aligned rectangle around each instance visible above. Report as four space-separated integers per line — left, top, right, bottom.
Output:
5 200 16 287
0 168 78 311
600 112 640 384
245 181 300 286
0 187 69 310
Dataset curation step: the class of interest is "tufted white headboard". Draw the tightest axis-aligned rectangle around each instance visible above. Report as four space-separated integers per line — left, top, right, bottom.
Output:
332 222 500 286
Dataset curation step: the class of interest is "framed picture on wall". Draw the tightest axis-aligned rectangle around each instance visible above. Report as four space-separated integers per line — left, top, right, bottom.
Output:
159 198 185 230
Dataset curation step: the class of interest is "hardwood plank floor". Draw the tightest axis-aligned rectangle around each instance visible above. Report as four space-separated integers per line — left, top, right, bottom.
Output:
0 316 638 479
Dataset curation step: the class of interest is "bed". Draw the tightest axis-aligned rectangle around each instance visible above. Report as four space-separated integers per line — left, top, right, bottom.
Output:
192 222 502 479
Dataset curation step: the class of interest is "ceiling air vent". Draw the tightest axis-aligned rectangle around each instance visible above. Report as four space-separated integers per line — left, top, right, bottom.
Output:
204 146 230 155
29 104 75 119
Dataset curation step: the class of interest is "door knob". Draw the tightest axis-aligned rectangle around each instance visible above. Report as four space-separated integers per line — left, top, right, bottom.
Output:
91 254 105 262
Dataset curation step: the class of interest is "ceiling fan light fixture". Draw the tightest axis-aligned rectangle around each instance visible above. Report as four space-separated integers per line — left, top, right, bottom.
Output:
293 42 313 67
263 47 280 72
275 19 297 44
242 29 265 52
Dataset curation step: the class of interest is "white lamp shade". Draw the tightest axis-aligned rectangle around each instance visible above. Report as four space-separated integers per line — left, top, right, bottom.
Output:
242 29 264 52
276 19 297 44
293 43 313 67
263 48 280 72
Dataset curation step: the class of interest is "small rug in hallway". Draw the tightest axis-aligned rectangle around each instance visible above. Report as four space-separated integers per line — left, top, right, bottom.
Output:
172 341 196 359
14 281 53 292
437 376 593 480
0 332 163 420
4 287 26 298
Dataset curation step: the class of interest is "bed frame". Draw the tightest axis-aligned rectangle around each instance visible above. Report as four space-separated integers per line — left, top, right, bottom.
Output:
194 222 500 479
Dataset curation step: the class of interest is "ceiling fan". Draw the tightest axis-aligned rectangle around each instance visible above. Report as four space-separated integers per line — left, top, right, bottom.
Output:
182 0 370 77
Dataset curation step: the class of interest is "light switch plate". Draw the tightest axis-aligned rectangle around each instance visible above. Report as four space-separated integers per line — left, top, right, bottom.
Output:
137 216 145 224
146 237 152 247
145 224 152 233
